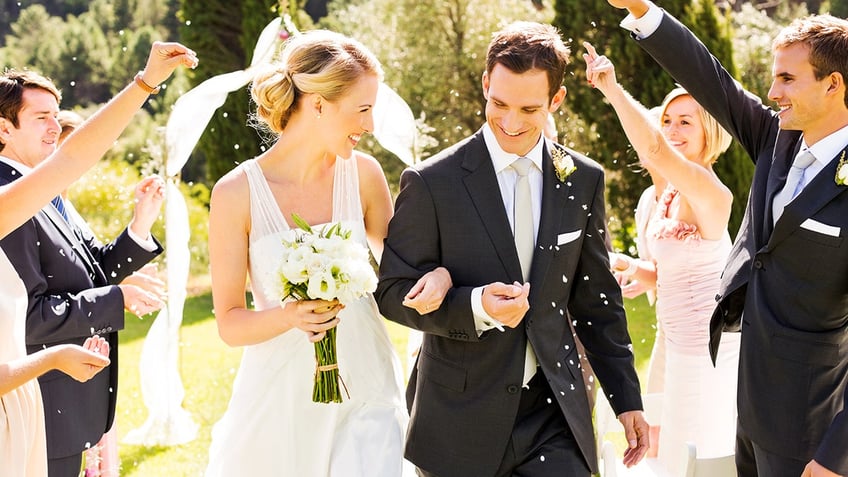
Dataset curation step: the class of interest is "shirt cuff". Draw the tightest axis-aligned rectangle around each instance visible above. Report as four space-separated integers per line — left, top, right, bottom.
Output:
127 227 157 252
620 1 663 38
471 286 505 337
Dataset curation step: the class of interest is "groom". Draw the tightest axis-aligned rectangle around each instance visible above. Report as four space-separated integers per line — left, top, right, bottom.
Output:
376 21 648 477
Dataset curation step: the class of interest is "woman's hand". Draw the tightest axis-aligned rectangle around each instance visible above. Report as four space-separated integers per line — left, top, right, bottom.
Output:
582 42 619 94
403 267 453 315
53 336 111 383
283 299 344 342
140 41 198 88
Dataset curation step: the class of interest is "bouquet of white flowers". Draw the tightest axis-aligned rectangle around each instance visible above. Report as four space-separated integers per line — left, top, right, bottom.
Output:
273 213 377 403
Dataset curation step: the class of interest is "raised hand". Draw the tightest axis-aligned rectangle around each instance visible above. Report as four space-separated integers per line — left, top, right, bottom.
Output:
582 42 619 94
129 175 166 239
139 41 199 90
403 267 453 315
283 299 344 343
607 0 650 17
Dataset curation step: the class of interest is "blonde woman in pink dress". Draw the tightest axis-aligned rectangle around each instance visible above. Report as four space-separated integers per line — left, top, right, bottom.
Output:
0 41 197 476
585 43 740 475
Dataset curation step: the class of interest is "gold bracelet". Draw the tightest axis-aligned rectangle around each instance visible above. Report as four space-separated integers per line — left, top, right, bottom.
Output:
133 72 161 95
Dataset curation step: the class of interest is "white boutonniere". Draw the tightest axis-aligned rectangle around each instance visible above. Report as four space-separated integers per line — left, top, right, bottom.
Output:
835 151 848 186
551 145 577 182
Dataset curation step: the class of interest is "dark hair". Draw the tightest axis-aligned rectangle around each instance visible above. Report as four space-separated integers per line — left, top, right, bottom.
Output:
0 70 61 152
773 14 848 109
485 21 570 101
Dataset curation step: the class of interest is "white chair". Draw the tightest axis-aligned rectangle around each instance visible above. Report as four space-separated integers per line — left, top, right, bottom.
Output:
683 442 737 477
597 393 668 477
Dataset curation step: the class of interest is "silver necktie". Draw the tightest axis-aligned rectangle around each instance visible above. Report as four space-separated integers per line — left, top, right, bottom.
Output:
773 150 816 224
510 157 538 386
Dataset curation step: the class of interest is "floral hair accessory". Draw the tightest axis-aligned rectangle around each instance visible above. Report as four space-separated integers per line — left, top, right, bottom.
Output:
551 144 577 182
835 151 848 186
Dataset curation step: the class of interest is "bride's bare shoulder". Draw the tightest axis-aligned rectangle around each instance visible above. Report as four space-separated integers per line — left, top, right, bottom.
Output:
210 163 250 210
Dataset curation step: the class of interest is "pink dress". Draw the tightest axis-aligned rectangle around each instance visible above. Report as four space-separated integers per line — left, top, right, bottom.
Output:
646 186 740 475
0 250 48 476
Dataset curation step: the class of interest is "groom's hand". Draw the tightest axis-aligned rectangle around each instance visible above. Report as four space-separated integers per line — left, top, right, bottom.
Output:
802 460 842 477
607 0 650 18
481 282 530 328
618 410 650 467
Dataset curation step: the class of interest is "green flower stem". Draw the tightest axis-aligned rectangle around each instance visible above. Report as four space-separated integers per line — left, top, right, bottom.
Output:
313 326 343 403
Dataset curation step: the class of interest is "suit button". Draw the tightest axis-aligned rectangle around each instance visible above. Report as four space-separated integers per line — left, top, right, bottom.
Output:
507 385 520 394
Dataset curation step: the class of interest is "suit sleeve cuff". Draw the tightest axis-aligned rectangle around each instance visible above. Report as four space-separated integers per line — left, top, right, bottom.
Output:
620 2 663 38
471 286 504 337
126 226 158 252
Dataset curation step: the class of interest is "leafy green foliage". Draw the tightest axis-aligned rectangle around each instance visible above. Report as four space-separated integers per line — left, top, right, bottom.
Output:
68 158 211 276
178 0 280 184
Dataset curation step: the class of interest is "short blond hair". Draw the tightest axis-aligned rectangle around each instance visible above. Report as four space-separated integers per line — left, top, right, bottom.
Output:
660 88 731 165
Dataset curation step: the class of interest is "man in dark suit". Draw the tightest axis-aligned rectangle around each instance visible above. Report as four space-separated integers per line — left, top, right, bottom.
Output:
375 21 648 477
0 70 166 476
610 1 848 476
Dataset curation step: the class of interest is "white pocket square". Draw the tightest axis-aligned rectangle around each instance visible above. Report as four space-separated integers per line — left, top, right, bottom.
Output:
800 218 841 237
557 230 581 246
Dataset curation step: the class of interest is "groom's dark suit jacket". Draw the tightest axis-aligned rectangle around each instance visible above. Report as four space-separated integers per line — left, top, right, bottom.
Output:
376 131 642 476
0 160 161 460
635 12 848 474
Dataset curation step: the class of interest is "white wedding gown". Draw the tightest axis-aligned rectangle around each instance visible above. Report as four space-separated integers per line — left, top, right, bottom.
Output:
205 158 407 476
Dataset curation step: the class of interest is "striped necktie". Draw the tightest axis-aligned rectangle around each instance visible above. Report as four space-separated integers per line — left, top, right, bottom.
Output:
51 196 71 224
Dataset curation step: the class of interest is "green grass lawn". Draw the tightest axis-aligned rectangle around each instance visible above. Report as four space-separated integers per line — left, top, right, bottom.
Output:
114 292 657 476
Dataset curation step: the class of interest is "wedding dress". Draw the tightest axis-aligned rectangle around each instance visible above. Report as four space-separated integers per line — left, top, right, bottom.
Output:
205 157 407 476
647 186 740 476
0 249 48 476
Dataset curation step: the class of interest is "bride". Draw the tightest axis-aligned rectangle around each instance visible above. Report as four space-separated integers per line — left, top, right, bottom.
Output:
205 30 449 476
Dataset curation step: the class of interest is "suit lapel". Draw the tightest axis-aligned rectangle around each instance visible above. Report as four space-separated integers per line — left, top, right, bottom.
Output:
768 145 848 247
461 132 524 281
529 142 567 284
763 141 802 236
40 204 106 283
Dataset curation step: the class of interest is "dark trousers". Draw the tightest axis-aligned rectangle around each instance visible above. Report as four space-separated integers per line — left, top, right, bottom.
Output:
48 452 82 477
736 418 808 477
418 370 590 477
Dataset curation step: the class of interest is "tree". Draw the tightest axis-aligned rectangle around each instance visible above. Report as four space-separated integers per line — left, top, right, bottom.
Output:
178 0 279 184
830 0 848 17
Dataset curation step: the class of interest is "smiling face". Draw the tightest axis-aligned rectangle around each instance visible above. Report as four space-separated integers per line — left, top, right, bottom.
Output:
661 95 707 164
768 43 832 141
320 73 379 159
0 88 60 167
482 64 564 156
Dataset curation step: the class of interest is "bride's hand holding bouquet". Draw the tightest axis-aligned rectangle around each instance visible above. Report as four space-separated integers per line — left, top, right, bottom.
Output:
271 214 378 403
282 298 343 343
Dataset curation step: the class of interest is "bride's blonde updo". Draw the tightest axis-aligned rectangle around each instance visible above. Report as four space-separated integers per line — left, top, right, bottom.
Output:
251 30 383 135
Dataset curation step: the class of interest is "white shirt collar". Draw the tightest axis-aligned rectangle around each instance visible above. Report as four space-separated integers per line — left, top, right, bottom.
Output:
0 154 33 175
802 123 848 166
482 123 544 174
